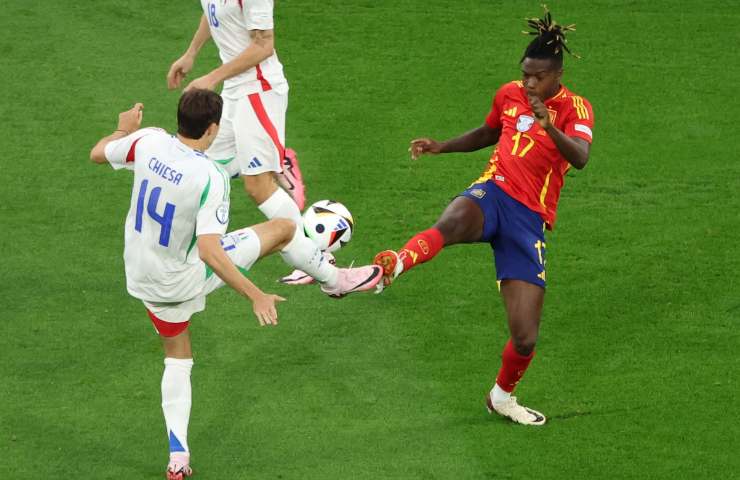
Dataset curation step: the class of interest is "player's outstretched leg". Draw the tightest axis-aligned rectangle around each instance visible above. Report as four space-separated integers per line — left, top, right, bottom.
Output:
242 177 307 286
247 176 381 296
279 252 335 285
278 225 382 297
374 196 484 292
486 280 546 426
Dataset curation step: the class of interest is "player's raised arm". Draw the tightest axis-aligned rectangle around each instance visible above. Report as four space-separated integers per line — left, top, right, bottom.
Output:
90 103 144 164
197 234 285 326
167 15 212 90
527 94 590 169
410 124 502 160
184 28 274 92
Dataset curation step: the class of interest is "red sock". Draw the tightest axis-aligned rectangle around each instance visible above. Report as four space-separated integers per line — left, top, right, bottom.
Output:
495 339 535 393
398 228 444 271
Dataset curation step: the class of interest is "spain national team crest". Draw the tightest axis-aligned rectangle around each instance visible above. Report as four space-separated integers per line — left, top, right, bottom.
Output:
516 115 535 132
470 188 486 199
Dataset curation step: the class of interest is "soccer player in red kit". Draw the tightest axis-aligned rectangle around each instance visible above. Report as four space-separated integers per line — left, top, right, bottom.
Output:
374 10 594 425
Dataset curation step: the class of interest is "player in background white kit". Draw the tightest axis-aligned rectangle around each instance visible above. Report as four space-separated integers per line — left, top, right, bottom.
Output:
90 90 373 479
167 0 354 287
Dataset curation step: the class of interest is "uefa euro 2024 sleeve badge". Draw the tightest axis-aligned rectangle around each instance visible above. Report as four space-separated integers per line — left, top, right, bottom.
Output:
516 115 535 132
216 203 229 225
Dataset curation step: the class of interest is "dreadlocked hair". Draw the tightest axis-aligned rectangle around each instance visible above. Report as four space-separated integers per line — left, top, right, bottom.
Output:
520 5 579 68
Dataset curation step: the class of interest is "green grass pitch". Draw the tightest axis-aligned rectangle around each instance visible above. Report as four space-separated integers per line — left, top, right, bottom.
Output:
1 1 738 478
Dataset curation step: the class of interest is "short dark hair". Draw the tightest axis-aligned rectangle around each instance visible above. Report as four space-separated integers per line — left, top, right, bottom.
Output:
520 7 578 69
177 89 223 139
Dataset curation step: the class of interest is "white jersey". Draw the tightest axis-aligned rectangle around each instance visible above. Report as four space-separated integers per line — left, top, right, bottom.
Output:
105 128 231 303
201 0 288 97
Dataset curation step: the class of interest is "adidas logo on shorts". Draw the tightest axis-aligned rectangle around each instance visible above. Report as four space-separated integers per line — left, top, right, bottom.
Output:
247 157 263 169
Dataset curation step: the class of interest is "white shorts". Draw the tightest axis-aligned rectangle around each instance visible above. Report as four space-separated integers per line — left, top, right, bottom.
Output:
143 227 262 324
207 90 288 177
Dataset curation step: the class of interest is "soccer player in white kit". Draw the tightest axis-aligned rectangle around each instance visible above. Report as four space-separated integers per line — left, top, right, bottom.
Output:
167 0 362 289
90 90 372 479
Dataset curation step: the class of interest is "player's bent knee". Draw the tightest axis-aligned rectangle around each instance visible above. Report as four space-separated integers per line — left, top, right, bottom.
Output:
434 198 483 244
270 218 296 241
510 333 538 356
433 220 457 244
254 218 296 253
434 214 474 245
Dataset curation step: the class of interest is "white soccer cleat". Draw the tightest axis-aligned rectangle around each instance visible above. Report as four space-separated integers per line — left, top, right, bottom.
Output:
166 453 192 480
373 250 404 293
279 252 335 285
486 394 546 426
320 265 383 298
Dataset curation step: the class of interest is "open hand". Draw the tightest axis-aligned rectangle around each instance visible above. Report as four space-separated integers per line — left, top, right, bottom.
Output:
252 293 286 326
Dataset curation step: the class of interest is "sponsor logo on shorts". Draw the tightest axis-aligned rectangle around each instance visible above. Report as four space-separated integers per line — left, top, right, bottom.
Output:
470 188 486 199
247 157 263 169
216 203 229 224
516 114 535 132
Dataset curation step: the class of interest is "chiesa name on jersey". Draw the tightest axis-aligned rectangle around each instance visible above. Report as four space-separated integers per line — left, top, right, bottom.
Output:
148 156 184 186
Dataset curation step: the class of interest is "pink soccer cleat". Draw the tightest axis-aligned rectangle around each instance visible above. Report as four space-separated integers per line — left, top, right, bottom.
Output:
277 148 306 210
279 252 335 286
320 265 383 298
166 453 192 479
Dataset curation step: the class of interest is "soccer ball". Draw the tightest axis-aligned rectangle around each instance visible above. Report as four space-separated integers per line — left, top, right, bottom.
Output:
303 200 354 252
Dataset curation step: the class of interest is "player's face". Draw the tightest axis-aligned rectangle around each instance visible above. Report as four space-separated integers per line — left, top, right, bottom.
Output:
521 57 563 101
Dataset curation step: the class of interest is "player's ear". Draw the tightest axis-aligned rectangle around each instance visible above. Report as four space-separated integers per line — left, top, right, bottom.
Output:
205 122 219 139
202 122 219 149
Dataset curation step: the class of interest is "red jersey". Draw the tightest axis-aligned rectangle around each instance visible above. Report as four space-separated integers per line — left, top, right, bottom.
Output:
476 81 594 229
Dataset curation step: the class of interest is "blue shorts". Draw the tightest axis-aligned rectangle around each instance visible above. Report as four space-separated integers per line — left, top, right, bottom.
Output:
460 181 547 288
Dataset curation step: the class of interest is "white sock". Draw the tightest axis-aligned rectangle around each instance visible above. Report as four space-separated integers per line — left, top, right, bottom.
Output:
280 227 338 286
490 383 511 404
258 187 303 229
162 357 193 456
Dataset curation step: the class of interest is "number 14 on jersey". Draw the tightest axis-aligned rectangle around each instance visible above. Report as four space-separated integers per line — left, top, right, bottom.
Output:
135 179 176 247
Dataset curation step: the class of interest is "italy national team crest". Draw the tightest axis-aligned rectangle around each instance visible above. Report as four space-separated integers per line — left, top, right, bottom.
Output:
516 115 535 132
